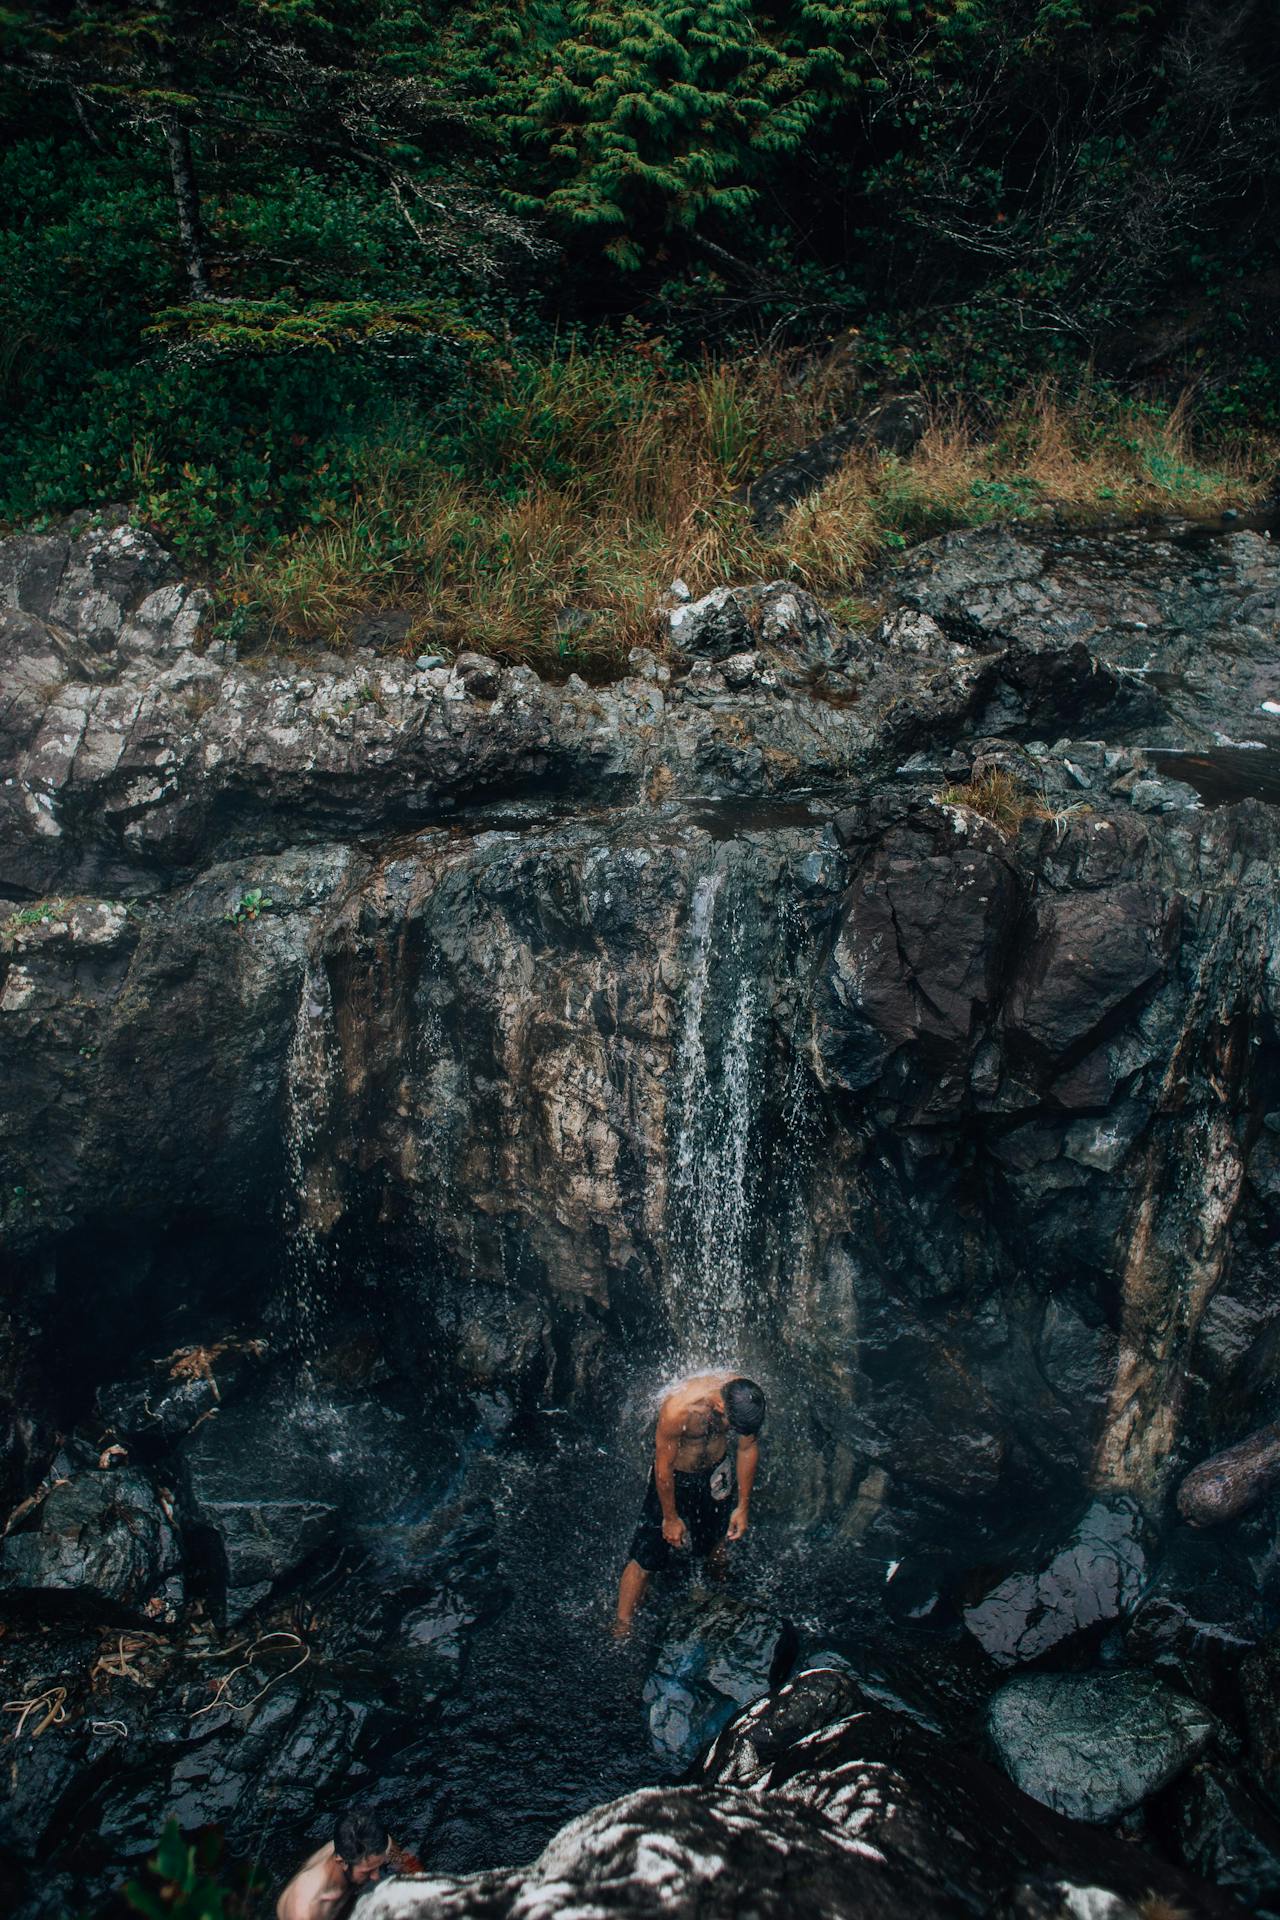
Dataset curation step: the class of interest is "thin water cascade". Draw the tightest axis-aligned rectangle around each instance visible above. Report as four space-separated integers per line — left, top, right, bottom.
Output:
282 955 341 1356
665 853 764 1363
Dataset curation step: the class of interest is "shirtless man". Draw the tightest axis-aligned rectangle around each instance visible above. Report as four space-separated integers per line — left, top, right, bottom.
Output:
614 1372 766 1634
277 1812 395 1920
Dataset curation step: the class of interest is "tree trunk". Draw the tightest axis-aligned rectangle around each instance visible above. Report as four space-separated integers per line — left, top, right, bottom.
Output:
163 117 211 299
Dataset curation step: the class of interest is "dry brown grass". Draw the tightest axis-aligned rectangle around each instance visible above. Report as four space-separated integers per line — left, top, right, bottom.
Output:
937 767 1050 833
220 352 1273 671
1137 1896 1192 1920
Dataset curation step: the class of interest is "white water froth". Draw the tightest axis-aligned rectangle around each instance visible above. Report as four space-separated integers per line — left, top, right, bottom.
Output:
666 860 761 1360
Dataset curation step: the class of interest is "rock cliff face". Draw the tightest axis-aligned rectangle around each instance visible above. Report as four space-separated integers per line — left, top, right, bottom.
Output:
2 512 1280 1915
4 515 1279 1520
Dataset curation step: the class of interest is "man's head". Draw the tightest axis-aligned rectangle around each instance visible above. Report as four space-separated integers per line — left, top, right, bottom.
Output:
723 1377 767 1436
333 1811 392 1885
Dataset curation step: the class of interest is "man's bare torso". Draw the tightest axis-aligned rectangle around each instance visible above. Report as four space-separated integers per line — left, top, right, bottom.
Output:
277 1845 349 1920
659 1372 734 1472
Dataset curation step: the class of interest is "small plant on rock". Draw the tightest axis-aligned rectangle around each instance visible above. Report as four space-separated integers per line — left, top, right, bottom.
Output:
223 888 273 927
2 899 66 944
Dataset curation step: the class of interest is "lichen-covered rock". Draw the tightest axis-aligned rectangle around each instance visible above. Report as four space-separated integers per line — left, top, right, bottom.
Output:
987 1670 1217 1822
665 579 843 667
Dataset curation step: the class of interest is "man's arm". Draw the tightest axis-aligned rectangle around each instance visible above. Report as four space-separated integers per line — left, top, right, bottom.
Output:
728 1436 758 1540
654 1414 686 1548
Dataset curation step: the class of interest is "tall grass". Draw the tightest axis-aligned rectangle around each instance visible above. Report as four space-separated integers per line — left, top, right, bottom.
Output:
214 350 1271 671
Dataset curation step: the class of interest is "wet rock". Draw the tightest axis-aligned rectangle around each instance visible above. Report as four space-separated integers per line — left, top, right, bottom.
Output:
96 1338 264 1449
1124 1527 1270 1704
816 812 1022 1103
1177 1420 1280 1526
1164 1762 1280 1916
0 1464 183 1621
356 1662 1235 1920
1003 888 1177 1068
987 1669 1217 1822
1241 1634 1280 1807
82 1672 379 1866
643 1592 796 1764
964 1497 1150 1667
180 1399 340 1621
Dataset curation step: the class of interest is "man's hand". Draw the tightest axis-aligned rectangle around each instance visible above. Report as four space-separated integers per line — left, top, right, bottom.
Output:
662 1515 688 1549
727 1505 749 1541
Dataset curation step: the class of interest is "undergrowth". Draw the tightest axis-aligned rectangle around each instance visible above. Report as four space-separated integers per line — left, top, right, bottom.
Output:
937 768 1050 833
184 356 1271 673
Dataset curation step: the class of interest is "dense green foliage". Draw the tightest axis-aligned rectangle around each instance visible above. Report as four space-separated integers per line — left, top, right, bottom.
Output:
2 0 1277 654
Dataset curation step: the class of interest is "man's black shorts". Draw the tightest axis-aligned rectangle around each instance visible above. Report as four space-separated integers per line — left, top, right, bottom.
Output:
627 1457 736 1573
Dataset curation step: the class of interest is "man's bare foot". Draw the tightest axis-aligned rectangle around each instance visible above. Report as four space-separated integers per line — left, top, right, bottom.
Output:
611 1614 633 1639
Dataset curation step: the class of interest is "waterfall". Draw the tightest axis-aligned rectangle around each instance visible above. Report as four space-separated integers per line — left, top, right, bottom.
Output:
666 854 763 1361
283 956 340 1354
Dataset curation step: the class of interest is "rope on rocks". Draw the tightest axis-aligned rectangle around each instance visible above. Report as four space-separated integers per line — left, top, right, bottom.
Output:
3 1686 68 1738
191 1630 310 1719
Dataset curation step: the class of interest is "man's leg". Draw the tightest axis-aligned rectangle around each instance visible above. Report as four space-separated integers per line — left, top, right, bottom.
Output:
614 1558 651 1635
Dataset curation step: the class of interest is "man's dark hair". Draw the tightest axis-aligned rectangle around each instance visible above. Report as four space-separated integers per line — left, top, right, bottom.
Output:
724 1377 766 1435
333 1811 391 1863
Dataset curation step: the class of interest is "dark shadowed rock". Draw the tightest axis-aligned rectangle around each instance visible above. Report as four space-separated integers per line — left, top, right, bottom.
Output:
1124 1527 1272 1704
643 1591 796 1764
1241 1634 1280 1808
1164 1762 1280 1917
816 812 1021 1103
0 1464 183 1621
987 1669 1217 1822
1178 1421 1280 1527
1003 888 1177 1067
96 1338 265 1449
964 1497 1150 1667
179 1399 340 1622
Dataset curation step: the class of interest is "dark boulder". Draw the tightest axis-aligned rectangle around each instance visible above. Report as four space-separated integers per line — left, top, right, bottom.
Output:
353 1663 1244 1920
741 393 928 532
1124 1526 1271 1705
0 1464 183 1621
986 1669 1217 1823
179 1398 340 1622
96 1338 265 1450
964 1497 1150 1667
643 1591 796 1764
1241 1634 1280 1809
1164 1762 1280 1918
1003 887 1177 1071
